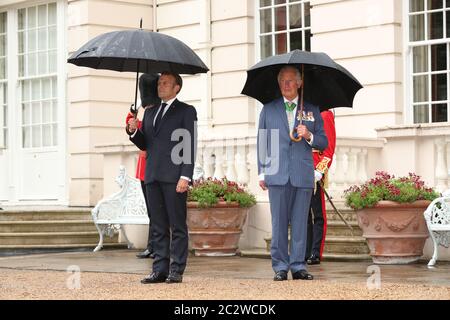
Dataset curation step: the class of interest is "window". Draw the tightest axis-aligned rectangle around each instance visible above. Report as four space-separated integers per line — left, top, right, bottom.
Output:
18 3 58 148
258 0 311 59
0 12 6 149
408 0 450 123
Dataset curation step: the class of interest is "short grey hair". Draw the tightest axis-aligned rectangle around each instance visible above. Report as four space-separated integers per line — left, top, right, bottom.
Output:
277 66 302 83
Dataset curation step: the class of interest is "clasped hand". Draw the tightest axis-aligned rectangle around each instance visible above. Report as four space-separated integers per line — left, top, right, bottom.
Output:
127 118 139 133
296 124 311 140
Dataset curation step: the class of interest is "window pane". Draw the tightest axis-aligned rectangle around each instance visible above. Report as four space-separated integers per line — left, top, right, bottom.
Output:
431 44 446 71
447 11 450 37
27 7 36 29
275 33 287 54
0 12 6 33
305 29 311 51
304 2 310 27
289 5 301 29
22 80 30 102
413 75 429 102
0 58 5 79
48 26 56 49
18 31 24 54
290 31 302 51
48 3 57 25
32 80 40 100
38 27 47 51
413 45 428 73
432 103 447 121
260 9 272 33
410 14 425 41
260 0 271 7
23 126 31 148
410 0 425 12
28 29 36 52
38 52 47 75
22 103 30 125
27 53 36 76
42 101 51 123
32 102 41 124
428 12 443 40
414 105 429 123
42 78 51 99
42 124 51 147
428 0 443 9
18 9 25 30
32 125 40 147
52 124 57 145
260 35 272 59
38 5 47 27
275 6 287 32
0 35 5 56
51 78 57 98
48 50 57 73
52 100 57 122
275 0 286 4
431 73 447 100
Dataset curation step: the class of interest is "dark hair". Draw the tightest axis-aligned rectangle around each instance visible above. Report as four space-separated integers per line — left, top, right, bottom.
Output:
161 72 183 93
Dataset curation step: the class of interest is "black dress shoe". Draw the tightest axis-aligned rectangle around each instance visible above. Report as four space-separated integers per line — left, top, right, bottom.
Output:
292 270 314 280
307 254 321 265
136 249 153 259
273 271 288 281
165 272 183 284
140 272 168 284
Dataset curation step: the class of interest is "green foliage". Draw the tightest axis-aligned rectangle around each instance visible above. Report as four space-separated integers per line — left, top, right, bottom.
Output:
344 171 440 210
188 178 257 208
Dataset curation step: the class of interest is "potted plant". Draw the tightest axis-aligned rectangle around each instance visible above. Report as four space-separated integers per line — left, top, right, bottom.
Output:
187 178 257 256
344 171 439 264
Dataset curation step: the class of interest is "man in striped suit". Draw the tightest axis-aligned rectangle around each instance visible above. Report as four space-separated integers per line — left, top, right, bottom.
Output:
257 66 328 281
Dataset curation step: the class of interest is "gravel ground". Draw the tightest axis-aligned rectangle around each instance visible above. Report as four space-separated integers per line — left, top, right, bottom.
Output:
0 269 448 300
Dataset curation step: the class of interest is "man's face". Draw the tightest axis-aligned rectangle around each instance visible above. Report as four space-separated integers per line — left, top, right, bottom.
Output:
158 74 180 101
278 69 302 101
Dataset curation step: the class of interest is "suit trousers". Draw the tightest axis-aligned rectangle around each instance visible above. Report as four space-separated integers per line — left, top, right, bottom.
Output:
140 181 153 252
268 180 312 273
146 181 188 274
306 182 327 258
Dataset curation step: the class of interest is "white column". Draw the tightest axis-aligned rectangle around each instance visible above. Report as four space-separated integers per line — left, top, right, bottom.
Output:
357 148 368 183
236 145 249 185
435 138 448 192
334 147 347 188
213 145 225 179
202 145 214 178
347 148 359 186
225 139 237 181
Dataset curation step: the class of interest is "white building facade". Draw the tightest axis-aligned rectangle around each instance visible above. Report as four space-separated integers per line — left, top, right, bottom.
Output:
1 0 449 259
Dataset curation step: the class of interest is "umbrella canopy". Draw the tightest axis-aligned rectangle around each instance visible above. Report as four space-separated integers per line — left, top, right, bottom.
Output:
67 29 209 74
241 50 362 111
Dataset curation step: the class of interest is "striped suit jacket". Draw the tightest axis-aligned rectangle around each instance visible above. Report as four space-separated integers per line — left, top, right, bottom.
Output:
257 97 328 188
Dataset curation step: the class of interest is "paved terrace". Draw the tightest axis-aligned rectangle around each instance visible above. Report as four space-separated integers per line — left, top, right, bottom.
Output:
0 250 448 300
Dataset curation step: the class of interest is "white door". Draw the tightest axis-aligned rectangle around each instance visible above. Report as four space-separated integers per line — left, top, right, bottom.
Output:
0 3 66 203
0 12 9 201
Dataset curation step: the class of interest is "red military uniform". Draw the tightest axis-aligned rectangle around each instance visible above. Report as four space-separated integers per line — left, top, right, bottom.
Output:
306 110 336 262
126 112 146 181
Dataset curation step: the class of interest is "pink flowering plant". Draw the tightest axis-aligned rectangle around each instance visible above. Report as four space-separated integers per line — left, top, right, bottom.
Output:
344 171 439 210
188 178 257 208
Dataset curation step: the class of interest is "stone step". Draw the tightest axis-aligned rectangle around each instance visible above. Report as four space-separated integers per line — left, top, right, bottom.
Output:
324 236 370 255
239 249 372 262
326 210 358 222
0 231 118 246
0 243 128 256
0 220 97 233
326 221 363 237
0 208 92 221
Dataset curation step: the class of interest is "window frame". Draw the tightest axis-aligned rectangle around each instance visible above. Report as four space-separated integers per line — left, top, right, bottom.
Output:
405 0 450 124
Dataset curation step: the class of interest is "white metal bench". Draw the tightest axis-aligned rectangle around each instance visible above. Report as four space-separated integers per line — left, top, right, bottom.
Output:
423 190 450 266
91 165 149 252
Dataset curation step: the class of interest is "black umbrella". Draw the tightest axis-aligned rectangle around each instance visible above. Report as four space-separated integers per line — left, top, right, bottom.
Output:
67 20 209 113
241 49 362 111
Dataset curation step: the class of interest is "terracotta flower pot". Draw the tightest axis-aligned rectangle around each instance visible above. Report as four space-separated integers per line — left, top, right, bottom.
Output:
187 201 249 256
356 200 430 264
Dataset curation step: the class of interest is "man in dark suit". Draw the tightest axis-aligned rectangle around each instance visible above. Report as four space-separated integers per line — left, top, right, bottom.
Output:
128 72 197 284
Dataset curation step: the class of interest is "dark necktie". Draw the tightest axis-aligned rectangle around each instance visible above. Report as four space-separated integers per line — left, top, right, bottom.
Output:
154 102 167 131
